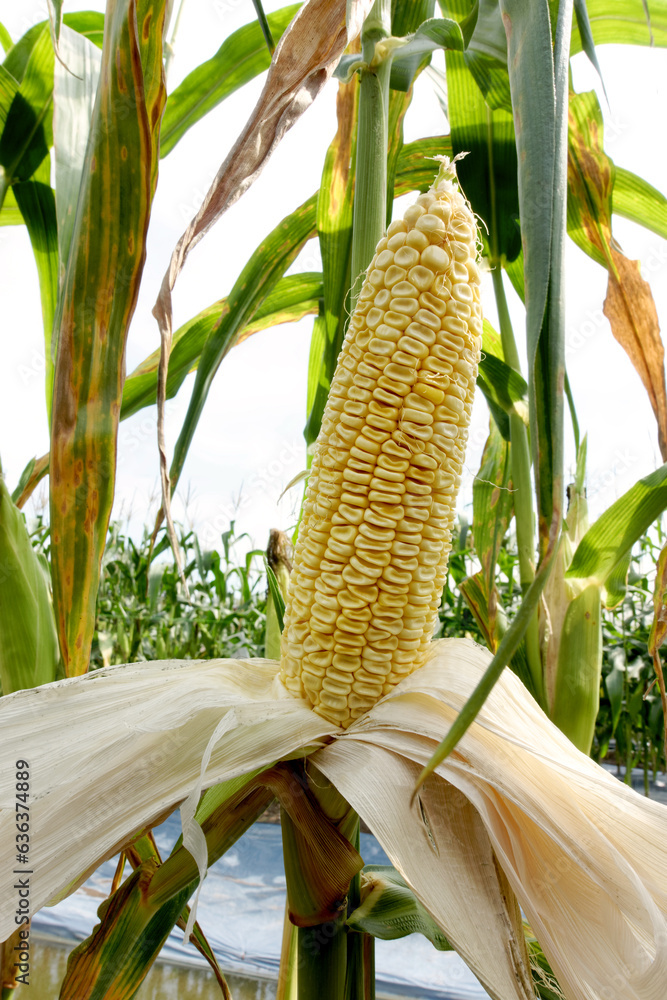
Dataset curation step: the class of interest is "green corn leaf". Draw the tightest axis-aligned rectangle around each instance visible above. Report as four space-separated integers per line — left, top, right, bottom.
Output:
504 251 524 302
58 859 193 1000
603 549 632 609
441 0 521 264
0 184 21 225
61 780 272 1000
304 65 358 447
463 50 512 112
477 351 528 416
347 865 453 951
122 272 323 420
3 14 103 86
464 0 507 60
0 22 12 55
394 134 454 193
613 167 667 241
501 0 571 558
392 0 437 37
605 662 625 734
168 195 317 492
12 159 58 402
571 0 667 49
0 476 60 695
472 418 514 594
50 0 167 677
0 25 54 184
265 559 286 657
566 464 667 592
573 0 606 94
63 11 106 49
0 62 17 132
159 4 300 157
389 17 464 92
53 25 102 295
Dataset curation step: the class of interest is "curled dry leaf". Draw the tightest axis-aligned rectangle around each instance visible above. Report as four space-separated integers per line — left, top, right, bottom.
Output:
567 90 667 462
603 250 667 461
152 0 373 564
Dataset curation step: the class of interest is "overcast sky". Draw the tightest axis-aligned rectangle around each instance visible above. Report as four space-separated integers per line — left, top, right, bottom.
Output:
1 1 666 558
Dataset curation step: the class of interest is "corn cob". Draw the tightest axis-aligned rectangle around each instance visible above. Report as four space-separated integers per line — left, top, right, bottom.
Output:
280 163 482 727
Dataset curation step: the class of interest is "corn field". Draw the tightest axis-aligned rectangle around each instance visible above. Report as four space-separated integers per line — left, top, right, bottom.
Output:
1 1 667 999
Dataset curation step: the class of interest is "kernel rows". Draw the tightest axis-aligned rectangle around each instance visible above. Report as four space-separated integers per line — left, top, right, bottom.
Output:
280 178 482 727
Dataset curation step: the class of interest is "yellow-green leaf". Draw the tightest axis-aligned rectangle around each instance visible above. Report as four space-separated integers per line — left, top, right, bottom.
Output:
49 0 167 676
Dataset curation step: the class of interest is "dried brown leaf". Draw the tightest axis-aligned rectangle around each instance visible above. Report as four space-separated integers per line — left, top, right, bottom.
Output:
604 250 667 461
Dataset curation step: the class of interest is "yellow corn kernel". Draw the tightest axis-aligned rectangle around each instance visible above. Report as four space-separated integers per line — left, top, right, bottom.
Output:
280 164 481 727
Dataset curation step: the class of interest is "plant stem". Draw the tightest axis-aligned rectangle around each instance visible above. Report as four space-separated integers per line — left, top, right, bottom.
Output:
350 0 392 305
492 266 544 705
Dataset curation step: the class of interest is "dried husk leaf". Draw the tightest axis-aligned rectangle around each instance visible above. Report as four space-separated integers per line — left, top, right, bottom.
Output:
603 250 667 461
312 746 535 1000
324 639 667 1000
567 89 667 461
0 657 336 939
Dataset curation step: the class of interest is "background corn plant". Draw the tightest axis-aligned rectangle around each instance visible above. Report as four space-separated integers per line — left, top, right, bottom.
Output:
1 0 667 996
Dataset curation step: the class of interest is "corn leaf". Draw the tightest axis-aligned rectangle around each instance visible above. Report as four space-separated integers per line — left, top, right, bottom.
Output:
573 0 606 92
566 463 667 592
568 89 667 461
0 183 21 225
12 158 58 403
571 0 667 49
2 14 102 89
319 637 667 1000
49 0 167 676
122 272 322 420
0 25 53 184
0 476 60 695
613 167 667 240
0 657 336 938
58 859 190 1000
53 25 102 293
314 739 535 1000
0 62 17 130
394 134 454 193
502 0 571 561
63 11 105 49
441 0 521 264
168 195 317 493
477 351 528 417
0 22 12 55
472 419 514 599
59 779 271 1000
160 4 300 157
304 63 358 447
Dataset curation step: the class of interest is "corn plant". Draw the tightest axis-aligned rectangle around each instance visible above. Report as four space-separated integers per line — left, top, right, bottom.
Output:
2 2 667 999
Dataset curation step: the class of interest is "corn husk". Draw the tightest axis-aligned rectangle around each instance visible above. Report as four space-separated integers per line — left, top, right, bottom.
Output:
316 639 667 1000
2 640 667 1000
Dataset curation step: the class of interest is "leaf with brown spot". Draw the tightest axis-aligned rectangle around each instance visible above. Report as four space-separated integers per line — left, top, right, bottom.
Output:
49 0 167 676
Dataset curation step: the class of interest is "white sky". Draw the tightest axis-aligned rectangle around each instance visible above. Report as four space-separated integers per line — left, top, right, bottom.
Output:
1 1 666 558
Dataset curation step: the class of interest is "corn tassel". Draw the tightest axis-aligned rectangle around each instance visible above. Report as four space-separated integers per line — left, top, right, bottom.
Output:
281 162 482 726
